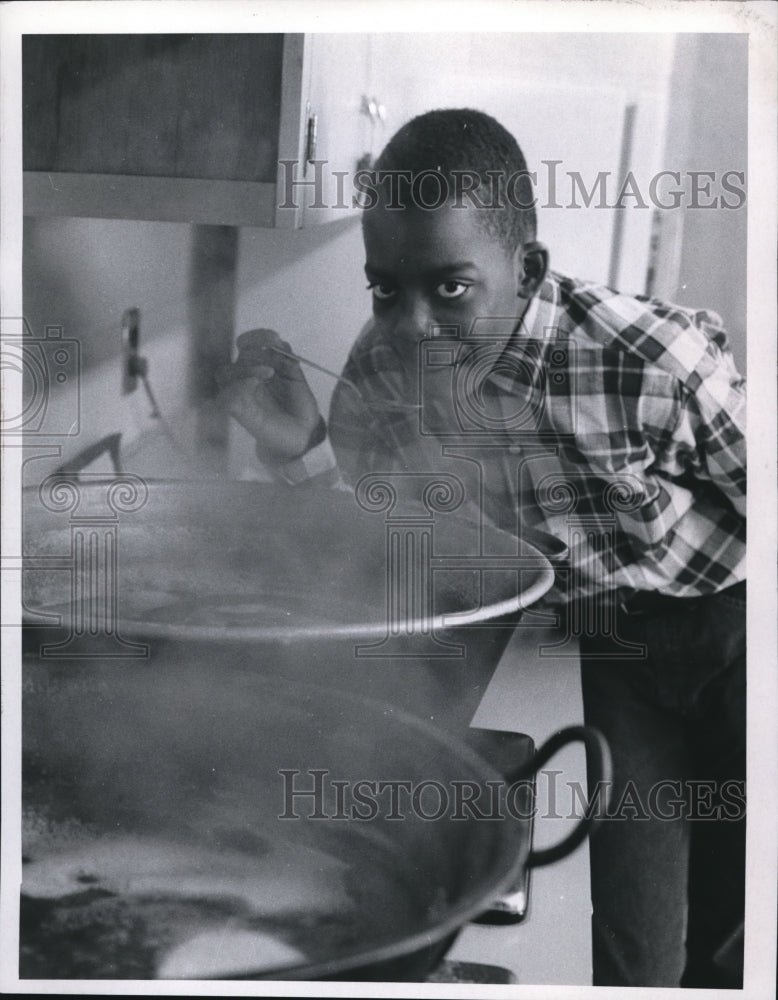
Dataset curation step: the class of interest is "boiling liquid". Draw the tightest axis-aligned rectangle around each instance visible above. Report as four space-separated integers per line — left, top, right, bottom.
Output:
20 830 433 979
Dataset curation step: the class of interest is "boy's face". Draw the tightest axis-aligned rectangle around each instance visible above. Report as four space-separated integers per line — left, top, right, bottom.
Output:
362 201 523 360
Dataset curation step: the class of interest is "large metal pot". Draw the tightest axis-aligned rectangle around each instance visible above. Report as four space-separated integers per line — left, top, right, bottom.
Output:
21 476 560 734
21 666 608 981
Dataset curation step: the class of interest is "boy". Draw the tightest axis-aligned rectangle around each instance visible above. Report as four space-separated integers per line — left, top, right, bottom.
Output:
217 109 746 988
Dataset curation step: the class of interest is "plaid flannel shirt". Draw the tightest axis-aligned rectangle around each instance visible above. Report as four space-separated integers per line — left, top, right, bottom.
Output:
321 270 746 607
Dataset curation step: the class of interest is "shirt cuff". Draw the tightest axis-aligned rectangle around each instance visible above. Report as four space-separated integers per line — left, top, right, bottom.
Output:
271 436 340 486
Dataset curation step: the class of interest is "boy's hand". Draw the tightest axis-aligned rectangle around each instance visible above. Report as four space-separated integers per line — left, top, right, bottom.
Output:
216 329 322 464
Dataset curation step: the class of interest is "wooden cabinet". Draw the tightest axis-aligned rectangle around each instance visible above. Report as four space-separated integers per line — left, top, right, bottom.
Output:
22 33 375 228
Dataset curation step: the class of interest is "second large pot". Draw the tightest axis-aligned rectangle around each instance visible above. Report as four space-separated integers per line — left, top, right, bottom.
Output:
22 663 608 981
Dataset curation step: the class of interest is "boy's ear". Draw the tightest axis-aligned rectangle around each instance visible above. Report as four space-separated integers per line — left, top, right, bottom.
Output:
516 240 549 299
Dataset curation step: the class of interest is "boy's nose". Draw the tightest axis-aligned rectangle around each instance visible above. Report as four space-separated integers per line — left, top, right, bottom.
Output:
391 297 435 344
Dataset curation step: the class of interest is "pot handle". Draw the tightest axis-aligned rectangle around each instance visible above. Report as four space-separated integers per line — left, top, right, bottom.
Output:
506 724 612 868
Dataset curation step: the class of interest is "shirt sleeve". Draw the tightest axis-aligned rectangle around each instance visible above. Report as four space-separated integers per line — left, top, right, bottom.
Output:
673 338 747 518
578 307 746 555
271 435 343 488
265 323 407 489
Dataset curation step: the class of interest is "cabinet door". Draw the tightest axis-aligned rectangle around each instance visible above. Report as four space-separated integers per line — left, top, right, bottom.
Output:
23 34 296 227
288 34 372 227
366 33 473 141
24 35 286 181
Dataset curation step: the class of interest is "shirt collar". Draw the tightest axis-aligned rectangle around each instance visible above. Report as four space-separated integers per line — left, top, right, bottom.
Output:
485 274 560 394
516 272 562 339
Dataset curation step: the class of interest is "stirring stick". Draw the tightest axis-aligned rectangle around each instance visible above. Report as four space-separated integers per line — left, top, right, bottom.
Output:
268 345 421 411
268 346 363 399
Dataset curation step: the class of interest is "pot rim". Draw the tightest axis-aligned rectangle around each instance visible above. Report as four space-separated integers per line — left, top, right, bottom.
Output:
22 478 555 642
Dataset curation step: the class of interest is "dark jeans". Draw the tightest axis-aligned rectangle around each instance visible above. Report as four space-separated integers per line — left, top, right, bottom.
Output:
576 582 746 988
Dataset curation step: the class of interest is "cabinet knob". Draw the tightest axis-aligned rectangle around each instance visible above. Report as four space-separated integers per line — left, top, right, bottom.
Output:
361 95 387 125
361 95 377 121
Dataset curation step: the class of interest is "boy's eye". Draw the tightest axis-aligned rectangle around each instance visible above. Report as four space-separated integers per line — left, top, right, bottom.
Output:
436 280 469 300
367 282 397 301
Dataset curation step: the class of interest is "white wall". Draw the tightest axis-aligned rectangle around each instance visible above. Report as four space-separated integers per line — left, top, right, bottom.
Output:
651 34 748 372
19 213 366 485
21 216 193 482
229 215 367 477
21 216 237 485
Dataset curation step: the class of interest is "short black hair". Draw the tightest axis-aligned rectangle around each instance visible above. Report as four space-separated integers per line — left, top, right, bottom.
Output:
369 108 536 252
